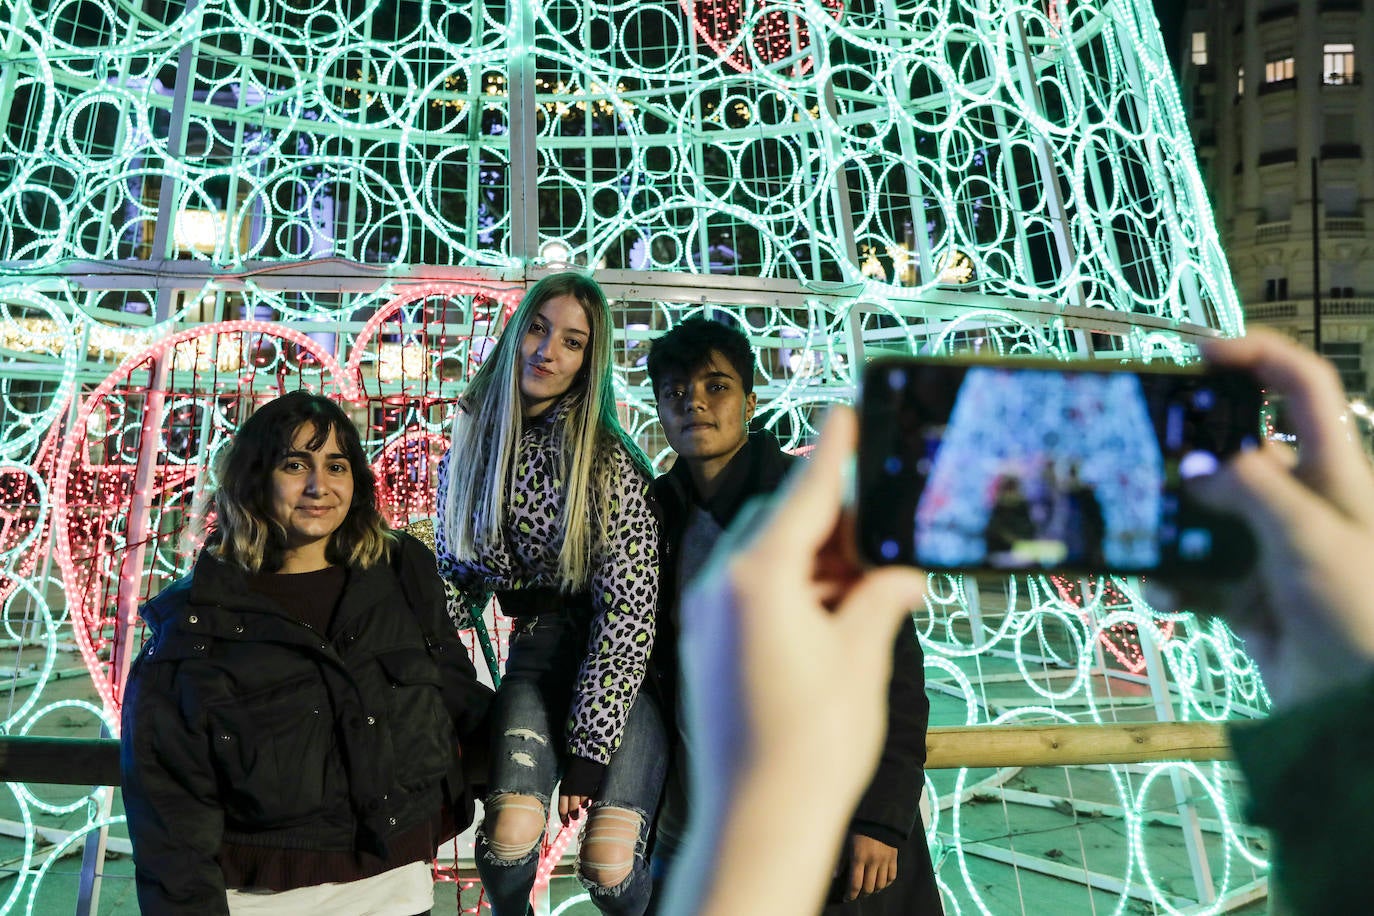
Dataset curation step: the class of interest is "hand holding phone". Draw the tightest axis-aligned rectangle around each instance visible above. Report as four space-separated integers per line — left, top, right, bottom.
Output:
1185 330 1374 708
856 355 1262 579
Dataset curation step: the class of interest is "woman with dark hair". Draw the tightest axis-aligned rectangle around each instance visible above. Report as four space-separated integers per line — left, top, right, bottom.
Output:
436 272 662 915
121 391 492 916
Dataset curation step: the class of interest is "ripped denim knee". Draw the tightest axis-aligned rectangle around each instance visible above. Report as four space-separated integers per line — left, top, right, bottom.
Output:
477 791 549 866
577 803 648 895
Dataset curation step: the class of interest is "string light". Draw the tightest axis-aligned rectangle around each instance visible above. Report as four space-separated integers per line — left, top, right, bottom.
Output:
0 0 1260 911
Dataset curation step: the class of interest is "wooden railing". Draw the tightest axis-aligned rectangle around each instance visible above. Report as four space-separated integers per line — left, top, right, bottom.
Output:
0 721 1234 786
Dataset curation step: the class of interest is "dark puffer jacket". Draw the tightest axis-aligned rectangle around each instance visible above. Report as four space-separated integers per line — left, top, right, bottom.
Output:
120 533 492 915
650 432 942 916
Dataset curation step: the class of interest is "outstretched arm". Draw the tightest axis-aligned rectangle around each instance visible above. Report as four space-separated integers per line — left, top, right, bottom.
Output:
560 446 660 808
1190 328 1374 707
1185 329 1374 913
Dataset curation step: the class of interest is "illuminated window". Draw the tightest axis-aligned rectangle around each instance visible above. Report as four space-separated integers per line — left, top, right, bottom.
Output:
1236 65 1245 96
173 210 225 253
1191 32 1208 66
1324 43 1356 84
1264 54 1295 83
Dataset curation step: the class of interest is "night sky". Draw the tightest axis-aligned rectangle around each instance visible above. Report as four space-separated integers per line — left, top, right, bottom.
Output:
1152 0 1187 70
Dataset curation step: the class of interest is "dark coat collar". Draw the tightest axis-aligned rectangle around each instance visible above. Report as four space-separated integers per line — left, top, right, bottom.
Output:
142 546 398 643
655 430 796 533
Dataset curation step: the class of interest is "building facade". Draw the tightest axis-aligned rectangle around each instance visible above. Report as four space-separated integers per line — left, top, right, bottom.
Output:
1176 0 1374 393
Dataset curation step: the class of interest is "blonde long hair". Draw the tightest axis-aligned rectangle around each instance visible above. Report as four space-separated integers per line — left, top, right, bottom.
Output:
441 272 649 590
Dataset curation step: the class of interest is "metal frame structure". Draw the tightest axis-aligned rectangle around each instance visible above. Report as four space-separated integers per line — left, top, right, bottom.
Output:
0 1 1265 912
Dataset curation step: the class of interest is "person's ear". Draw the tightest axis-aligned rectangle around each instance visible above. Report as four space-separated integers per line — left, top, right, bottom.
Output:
745 391 757 421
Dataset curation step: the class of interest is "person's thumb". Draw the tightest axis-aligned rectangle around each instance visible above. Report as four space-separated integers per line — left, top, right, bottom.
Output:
1187 449 1337 558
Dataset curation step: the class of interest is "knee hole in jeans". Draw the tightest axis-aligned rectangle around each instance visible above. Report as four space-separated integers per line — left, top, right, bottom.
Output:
482 794 547 862
578 806 642 889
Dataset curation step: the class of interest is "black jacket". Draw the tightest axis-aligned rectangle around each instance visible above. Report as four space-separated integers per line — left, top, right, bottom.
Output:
120 533 493 915
650 433 934 853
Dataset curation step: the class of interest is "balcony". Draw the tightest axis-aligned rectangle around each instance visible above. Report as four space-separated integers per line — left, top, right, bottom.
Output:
1258 76 1297 95
1322 142 1363 160
1254 221 1291 243
1327 217 1366 235
1247 299 1374 326
1323 71 1362 86
1246 302 1297 320
1258 147 1298 166
1323 298 1374 317
1259 3 1298 22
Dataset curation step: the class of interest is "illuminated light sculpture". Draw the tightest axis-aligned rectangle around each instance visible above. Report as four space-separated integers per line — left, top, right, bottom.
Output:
0 0 1266 912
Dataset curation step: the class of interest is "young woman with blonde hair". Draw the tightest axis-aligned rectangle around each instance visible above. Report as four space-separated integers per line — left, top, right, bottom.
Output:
436 272 662 915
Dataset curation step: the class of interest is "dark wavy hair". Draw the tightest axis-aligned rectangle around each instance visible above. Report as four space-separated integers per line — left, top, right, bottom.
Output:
209 391 393 573
646 316 757 396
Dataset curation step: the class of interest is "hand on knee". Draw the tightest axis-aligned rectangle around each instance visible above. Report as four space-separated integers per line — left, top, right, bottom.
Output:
578 806 641 890
482 794 547 862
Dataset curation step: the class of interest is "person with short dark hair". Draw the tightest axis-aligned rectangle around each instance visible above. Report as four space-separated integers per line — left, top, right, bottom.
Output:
121 391 492 916
436 272 664 915
645 317 942 915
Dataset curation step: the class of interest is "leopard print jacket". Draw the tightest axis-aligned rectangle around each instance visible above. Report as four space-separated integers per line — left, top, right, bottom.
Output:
434 400 659 767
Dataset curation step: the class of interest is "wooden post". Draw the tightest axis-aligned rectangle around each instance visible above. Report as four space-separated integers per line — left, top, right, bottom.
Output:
923 721 1232 770
0 721 1235 788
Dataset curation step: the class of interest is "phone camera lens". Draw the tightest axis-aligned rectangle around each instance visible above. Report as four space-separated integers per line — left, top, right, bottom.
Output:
1178 450 1219 479
884 456 903 475
1192 389 1216 410
880 540 900 561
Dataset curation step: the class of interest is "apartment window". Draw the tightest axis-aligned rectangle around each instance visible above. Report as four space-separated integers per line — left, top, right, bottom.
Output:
1264 54 1295 83
1191 32 1208 66
1264 277 1289 301
1236 65 1245 96
1324 43 1356 85
1262 188 1293 222
1326 184 1359 216
1261 116 1294 152
1330 264 1355 296
1325 114 1356 145
1321 342 1363 393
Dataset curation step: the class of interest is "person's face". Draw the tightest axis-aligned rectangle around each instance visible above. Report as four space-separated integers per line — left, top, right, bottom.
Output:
519 293 591 418
656 351 757 466
270 423 355 570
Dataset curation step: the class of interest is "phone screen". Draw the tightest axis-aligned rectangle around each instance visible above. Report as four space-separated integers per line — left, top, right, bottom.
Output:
856 358 1262 578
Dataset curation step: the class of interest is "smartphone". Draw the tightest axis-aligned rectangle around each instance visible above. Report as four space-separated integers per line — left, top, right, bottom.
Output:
856 356 1262 579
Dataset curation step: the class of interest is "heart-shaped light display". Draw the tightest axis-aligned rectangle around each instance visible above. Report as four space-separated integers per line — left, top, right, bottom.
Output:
51 282 525 718
681 0 845 74
1048 575 1174 675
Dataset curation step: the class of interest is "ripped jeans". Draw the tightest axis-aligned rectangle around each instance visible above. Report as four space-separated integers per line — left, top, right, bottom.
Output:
475 614 666 916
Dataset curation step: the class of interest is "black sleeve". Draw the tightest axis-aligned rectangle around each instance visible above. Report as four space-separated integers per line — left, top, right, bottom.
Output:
120 653 230 916
1229 674 1374 914
849 614 929 842
398 533 494 744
